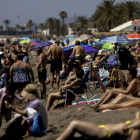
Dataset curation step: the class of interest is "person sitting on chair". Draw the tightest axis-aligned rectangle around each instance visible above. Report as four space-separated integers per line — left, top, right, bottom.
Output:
46 68 84 111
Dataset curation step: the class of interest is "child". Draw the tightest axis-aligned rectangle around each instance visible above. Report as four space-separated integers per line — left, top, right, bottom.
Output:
111 61 121 88
0 68 6 88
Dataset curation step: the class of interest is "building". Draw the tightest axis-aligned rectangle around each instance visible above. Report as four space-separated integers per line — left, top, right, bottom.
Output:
110 20 140 32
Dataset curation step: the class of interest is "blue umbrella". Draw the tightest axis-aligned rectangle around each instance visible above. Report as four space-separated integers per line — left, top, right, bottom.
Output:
101 36 108 40
69 47 98 57
30 40 41 43
63 44 93 51
60 38 75 47
101 35 134 44
20 37 30 40
33 41 53 50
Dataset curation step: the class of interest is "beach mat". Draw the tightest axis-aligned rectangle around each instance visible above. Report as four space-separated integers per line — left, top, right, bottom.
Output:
103 106 139 112
49 99 100 112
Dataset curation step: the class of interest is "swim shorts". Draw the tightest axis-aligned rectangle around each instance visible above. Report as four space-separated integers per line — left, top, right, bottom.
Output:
38 69 47 81
50 58 62 72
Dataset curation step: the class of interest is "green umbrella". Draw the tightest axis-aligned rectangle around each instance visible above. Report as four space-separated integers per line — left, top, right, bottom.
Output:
19 40 30 44
102 43 113 51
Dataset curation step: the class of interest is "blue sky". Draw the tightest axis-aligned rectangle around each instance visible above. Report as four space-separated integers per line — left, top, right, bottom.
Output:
0 0 139 28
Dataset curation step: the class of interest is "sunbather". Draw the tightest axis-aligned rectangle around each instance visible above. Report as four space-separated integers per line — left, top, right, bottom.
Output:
92 67 139 111
56 112 140 140
46 68 84 111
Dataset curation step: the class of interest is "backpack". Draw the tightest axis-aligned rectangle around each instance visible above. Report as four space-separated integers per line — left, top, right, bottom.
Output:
28 113 46 137
4 116 28 140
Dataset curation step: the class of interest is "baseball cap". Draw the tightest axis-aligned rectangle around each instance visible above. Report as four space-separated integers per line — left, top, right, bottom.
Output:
73 62 79 68
112 61 121 66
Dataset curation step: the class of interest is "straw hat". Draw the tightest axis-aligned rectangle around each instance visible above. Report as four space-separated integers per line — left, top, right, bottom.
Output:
21 84 39 100
97 50 104 55
85 55 91 60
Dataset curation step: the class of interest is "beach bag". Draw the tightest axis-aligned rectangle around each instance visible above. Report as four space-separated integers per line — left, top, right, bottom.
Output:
28 113 46 137
99 68 109 78
4 116 28 140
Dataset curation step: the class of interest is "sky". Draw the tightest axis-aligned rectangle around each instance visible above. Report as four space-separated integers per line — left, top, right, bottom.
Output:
0 0 139 29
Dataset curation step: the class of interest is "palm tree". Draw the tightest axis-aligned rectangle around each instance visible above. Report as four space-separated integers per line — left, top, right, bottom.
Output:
55 19 61 36
0 26 3 35
59 11 67 36
35 26 38 35
10 27 14 35
20 26 25 35
76 16 88 34
46 18 56 35
26 20 33 34
7 27 10 35
118 1 140 23
15 24 20 36
92 0 119 31
38 23 44 34
3 20 10 35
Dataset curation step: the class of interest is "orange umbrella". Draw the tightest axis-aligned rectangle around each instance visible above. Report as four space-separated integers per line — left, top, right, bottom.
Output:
126 34 140 39
30 43 37 46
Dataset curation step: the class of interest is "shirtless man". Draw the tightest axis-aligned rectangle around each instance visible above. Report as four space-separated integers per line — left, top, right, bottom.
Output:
3 53 14 84
92 67 140 111
89 35 97 46
36 47 47 98
47 40 65 91
72 40 86 67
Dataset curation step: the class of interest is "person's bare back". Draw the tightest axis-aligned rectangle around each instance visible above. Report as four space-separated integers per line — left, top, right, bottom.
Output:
73 45 86 57
37 53 47 71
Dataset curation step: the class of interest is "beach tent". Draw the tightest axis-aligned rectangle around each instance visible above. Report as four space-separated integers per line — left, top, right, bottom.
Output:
32 41 53 50
102 43 114 51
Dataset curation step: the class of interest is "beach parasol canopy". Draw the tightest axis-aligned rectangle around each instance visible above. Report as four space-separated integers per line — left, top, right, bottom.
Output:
68 37 89 46
102 43 114 51
32 41 53 50
101 35 133 44
126 34 140 39
29 40 41 43
19 40 30 44
101 36 108 41
20 37 30 40
62 35 76 38
30 43 37 46
80 34 90 38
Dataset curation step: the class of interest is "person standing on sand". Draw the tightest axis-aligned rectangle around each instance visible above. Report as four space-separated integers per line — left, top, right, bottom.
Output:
47 40 65 91
36 47 47 99
72 40 87 67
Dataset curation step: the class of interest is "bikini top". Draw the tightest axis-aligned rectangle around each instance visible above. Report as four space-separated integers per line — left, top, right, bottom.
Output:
13 62 30 83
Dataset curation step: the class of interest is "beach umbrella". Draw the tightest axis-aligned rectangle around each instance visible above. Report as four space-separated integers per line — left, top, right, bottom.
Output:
59 38 75 47
102 43 114 51
68 47 98 57
101 35 133 44
62 35 76 38
101 36 108 41
29 40 41 43
19 40 30 44
32 41 53 50
68 37 89 46
80 34 90 38
126 34 140 39
122 34 129 37
20 37 30 40
30 43 37 46
63 44 94 51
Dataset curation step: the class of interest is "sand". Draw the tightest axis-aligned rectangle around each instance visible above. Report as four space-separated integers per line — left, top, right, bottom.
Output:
0 55 139 140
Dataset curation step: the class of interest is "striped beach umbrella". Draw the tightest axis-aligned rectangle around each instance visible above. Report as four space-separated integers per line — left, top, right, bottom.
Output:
101 35 133 44
126 34 140 39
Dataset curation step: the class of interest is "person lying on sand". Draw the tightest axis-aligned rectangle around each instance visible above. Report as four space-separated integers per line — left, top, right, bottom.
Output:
56 111 140 140
46 68 84 111
92 67 140 111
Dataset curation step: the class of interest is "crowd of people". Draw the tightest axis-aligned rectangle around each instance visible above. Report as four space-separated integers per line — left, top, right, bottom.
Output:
0 35 140 139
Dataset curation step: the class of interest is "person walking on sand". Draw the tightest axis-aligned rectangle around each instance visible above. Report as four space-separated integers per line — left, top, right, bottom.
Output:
47 40 65 91
36 47 47 99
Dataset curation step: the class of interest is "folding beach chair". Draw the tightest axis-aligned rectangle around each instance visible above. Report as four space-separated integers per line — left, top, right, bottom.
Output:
61 70 94 106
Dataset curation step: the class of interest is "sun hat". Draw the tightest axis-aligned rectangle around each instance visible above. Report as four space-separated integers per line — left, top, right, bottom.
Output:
85 55 91 60
97 50 104 55
112 61 121 66
106 64 113 70
0 67 6 72
21 84 39 100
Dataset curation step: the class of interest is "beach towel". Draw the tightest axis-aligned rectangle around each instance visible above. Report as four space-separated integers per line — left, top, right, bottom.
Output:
103 106 139 113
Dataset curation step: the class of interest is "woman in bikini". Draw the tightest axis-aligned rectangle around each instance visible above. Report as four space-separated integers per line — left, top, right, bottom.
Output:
56 112 140 140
